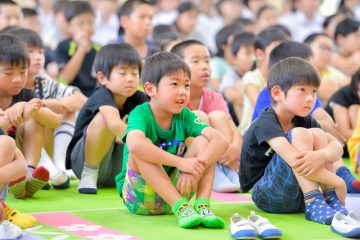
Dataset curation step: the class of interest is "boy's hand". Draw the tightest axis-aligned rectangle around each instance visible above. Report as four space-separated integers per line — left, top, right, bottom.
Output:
6 103 25 126
176 173 198 198
292 150 325 176
74 31 92 53
178 158 207 177
23 99 42 121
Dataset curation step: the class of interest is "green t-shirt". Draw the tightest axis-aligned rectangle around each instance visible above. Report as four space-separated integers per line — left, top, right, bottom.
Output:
115 102 208 196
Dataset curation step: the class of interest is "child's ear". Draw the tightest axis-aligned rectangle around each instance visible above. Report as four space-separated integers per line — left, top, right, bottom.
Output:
143 82 156 97
119 16 129 29
271 85 282 102
255 49 265 62
96 71 108 85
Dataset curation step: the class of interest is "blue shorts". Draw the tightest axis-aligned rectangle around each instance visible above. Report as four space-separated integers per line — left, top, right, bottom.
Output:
252 131 304 213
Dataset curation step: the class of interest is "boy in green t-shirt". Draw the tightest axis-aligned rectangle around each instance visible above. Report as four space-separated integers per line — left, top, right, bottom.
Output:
115 52 229 229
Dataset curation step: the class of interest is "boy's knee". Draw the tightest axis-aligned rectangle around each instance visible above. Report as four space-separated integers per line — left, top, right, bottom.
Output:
208 110 228 124
193 110 209 124
0 135 16 149
309 128 326 139
292 127 313 143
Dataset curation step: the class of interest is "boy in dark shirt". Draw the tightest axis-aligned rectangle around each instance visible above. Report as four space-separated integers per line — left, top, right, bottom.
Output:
54 1 100 97
66 43 148 194
240 57 347 225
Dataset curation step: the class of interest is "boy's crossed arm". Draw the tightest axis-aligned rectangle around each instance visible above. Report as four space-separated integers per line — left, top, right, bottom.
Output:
99 106 127 142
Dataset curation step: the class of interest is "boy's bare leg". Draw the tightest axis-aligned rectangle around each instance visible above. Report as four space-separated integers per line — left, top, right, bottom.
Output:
291 128 340 224
22 119 44 168
129 155 203 228
185 135 224 228
78 113 115 193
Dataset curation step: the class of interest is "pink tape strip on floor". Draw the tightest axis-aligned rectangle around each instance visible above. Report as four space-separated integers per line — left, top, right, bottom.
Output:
33 212 138 239
211 191 251 202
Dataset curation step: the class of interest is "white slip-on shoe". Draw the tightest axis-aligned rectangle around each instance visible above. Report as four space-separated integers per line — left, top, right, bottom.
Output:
230 213 257 239
331 212 360 238
247 211 282 239
0 220 23 240
348 211 360 225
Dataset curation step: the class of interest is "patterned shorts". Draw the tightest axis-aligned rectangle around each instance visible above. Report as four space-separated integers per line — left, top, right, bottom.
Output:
122 167 188 215
252 130 305 213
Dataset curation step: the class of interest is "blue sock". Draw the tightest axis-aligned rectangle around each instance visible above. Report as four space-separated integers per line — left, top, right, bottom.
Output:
304 190 336 225
336 166 360 193
324 189 348 215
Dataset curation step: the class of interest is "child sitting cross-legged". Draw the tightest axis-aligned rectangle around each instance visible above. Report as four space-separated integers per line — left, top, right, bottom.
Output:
240 57 348 225
115 52 229 229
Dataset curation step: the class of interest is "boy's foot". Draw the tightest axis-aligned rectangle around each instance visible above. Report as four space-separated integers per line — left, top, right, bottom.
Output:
213 163 239 193
324 189 349 216
305 198 336 225
25 166 50 197
4 205 37 228
194 198 225 228
51 171 70 189
8 177 26 199
172 198 202 228
78 165 98 194
336 166 360 193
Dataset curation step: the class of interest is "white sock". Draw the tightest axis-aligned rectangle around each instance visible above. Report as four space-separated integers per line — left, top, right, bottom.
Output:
38 150 61 178
53 120 75 171
78 165 98 190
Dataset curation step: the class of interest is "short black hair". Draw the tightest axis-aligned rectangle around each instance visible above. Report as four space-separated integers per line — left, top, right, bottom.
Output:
117 0 152 35
304 32 331 45
94 43 142 79
177 1 198 14
214 23 243 57
268 57 320 105
53 0 69 14
269 24 291 38
141 51 191 87
255 26 289 51
22 7 38 18
231 31 255 55
256 4 276 19
269 41 313 69
152 24 179 51
4 27 43 48
63 0 94 22
335 18 360 39
0 34 30 67
351 68 360 95
170 39 206 59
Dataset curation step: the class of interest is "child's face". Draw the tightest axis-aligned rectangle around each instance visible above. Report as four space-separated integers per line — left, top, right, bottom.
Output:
341 29 360 54
122 4 153 40
28 47 45 76
150 71 190 115
69 12 95 39
0 63 27 96
310 36 333 69
23 16 42 34
0 4 23 30
176 9 198 35
256 8 278 33
182 44 211 89
280 84 317 117
235 45 255 75
105 64 140 97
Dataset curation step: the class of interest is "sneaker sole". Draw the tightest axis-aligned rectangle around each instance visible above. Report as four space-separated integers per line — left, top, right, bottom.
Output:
331 225 360 238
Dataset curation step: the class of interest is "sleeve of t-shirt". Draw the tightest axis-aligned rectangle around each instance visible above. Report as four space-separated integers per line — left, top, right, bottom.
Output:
54 40 70 70
86 88 118 115
182 108 209 138
252 88 271 121
253 109 286 145
122 104 148 143
204 90 231 118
